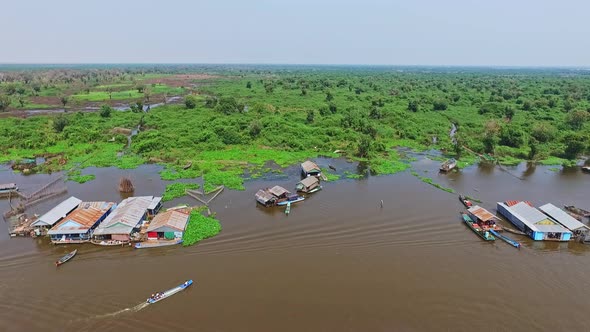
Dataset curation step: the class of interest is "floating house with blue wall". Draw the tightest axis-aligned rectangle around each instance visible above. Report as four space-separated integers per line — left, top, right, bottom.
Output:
31 197 82 230
539 203 589 241
47 201 115 244
497 201 572 241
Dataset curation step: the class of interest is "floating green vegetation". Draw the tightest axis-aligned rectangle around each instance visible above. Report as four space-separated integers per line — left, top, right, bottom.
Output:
464 195 483 203
321 168 341 181
182 210 222 246
344 171 363 179
411 171 455 193
497 156 523 166
548 167 560 172
162 182 200 202
538 156 568 166
370 156 409 175
67 170 96 183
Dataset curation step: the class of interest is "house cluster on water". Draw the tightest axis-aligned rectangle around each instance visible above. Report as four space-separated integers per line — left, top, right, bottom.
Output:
255 160 324 208
496 201 589 242
30 195 166 246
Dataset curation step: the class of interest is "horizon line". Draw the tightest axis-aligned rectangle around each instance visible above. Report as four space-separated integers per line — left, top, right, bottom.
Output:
0 62 589 69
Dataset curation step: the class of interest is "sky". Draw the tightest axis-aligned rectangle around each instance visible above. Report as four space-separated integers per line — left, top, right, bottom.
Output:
1 0 588 66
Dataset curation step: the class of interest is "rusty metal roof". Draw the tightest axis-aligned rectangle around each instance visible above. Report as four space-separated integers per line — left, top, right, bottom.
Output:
48 201 115 234
268 186 290 197
468 205 495 222
301 161 321 173
147 209 190 232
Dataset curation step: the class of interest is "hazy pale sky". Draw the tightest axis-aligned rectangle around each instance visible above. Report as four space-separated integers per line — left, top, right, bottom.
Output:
1 0 588 66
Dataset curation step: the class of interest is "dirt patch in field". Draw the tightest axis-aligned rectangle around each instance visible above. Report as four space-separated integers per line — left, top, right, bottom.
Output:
144 74 218 88
29 96 61 107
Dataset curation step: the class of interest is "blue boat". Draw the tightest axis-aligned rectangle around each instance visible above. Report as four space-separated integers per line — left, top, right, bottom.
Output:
276 194 305 206
489 229 521 248
146 280 193 304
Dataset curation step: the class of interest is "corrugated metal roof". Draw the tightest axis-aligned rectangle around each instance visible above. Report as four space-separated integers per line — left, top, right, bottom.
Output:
48 201 114 235
255 189 276 204
298 176 319 187
507 202 570 234
468 205 495 222
31 197 82 227
269 186 290 197
147 196 162 210
539 203 587 231
301 161 321 173
93 196 155 235
147 210 189 233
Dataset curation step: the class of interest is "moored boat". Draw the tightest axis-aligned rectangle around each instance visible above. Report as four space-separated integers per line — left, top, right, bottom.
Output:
276 194 305 206
440 158 457 172
285 202 291 215
467 205 503 231
459 195 472 208
489 229 521 248
582 166 590 173
55 249 78 266
461 213 495 241
146 280 193 304
135 239 183 249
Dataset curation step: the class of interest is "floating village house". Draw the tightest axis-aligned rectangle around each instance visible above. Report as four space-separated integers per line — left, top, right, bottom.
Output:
30 197 82 233
538 203 589 240
92 196 162 244
296 176 320 193
301 161 321 177
255 189 277 207
255 185 291 207
146 209 190 241
47 201 115 244
497 201 572 241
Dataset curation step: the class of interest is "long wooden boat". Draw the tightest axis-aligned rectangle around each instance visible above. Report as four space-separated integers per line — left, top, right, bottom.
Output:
285 202 291 215
91 239 130 246
461 213 495 241
277 196 305 206
564 205 590 218
489 229 521 248
306 186 323 194
146 280 193 304
459 195 472 208
582 166 590 173
135 239 183 249
55 249 77 266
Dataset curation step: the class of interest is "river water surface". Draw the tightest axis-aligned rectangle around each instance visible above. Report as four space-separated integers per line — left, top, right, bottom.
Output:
1 157 590 332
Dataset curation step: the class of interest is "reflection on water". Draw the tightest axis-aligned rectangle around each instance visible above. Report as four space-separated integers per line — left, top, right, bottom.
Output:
0 158 590 331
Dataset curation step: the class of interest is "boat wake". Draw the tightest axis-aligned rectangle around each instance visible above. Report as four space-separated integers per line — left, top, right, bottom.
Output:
77 302 149 321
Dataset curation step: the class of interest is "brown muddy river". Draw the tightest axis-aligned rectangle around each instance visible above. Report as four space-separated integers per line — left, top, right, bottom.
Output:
1 156 590 332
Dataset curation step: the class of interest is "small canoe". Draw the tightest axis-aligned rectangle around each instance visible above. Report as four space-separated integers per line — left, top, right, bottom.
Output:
461 213 495 241
55 249 77 266
306 186 323 194
490 229 521 248
146 280 193 304
459 195 472 208
277 196 305 206
285 202 291 215
440 158 457 172
135 239 183 249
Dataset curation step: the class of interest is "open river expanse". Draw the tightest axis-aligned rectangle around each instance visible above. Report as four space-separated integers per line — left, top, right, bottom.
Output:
1 155 590 332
